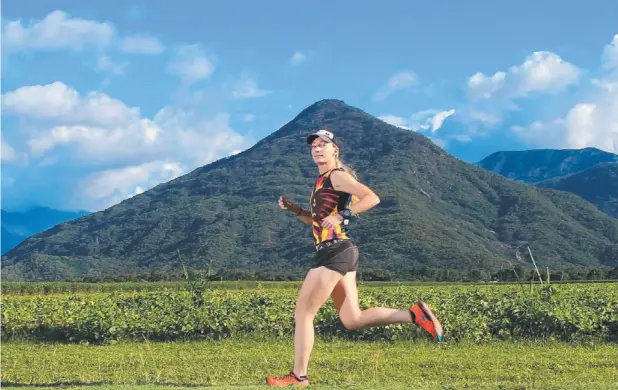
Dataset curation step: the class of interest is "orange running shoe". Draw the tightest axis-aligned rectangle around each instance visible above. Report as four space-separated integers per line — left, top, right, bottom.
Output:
265 371 309 387
410 301 444 342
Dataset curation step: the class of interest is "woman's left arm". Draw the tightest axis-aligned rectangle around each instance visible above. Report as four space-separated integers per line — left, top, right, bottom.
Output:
330 170 380 216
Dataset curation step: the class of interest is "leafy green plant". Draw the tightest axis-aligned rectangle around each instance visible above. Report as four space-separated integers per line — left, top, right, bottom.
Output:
2 283 616 344
178 249 212 308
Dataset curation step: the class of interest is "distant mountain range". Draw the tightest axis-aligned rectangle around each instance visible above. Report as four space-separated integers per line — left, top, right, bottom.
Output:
477 148 618 218
2 207 89 254
2 100 617 281
476 147 618 183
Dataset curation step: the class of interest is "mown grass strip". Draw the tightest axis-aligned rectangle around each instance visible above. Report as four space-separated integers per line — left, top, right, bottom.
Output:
2 338 618 389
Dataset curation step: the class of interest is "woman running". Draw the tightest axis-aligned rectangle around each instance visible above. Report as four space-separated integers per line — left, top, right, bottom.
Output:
266 128 444 387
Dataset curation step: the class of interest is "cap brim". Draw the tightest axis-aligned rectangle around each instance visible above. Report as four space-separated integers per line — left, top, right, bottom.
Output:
306 134 333 144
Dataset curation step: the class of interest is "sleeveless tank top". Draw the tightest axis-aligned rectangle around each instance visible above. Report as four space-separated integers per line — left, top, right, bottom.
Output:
309 168 352 245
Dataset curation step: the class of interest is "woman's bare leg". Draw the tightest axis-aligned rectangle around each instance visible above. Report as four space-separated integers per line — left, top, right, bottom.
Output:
331 271 412 330
292 266 344 377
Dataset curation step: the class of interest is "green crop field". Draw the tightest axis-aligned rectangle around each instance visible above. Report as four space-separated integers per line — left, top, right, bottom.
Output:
3 279 612 295
2 282 618 389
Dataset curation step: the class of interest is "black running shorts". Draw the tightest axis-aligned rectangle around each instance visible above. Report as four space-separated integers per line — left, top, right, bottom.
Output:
312 239 359 275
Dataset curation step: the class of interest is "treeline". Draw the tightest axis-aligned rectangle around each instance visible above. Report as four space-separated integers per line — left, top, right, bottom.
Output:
73 265 618 283
491 265 618 282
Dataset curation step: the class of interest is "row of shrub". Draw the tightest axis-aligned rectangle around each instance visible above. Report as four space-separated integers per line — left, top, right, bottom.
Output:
2 283 617 344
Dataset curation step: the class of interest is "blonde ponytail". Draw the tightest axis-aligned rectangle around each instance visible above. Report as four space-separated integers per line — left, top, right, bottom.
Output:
335 154 360 206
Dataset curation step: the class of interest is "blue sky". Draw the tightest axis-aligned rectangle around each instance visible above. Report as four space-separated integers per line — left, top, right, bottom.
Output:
2 0 618 212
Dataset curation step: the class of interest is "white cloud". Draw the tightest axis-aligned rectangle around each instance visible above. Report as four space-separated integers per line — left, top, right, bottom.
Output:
374 70 418 101
452 98 520 137
461 51 579 133
410 109 456 132
167 44 215 84
388 71 418 89
4 82 254 210
290 51 306 65
511 119 565 149
511 36 618 153
378 115 410 129
467 72 506 100
77 160 184 210
95 56 127 88
96 56 126 76
153 108 249 166
378 109 455 133
2 10 115 51
1 138 30 166
2 139 17 164
602 34 618 70
512 98 618 153
511 52 581 96
244 113 256 122
468 51 581 101
462 109 503 127
410 109 439 121
3 82 140 126
231 73 270 99
450 134 472 143
428 109 456 132
591 78 618 93
22 102 249 168
27 120 158 160
3 81 79 118
121 34 164 54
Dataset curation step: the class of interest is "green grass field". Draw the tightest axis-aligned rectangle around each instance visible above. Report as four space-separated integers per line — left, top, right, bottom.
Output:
3 338 618 389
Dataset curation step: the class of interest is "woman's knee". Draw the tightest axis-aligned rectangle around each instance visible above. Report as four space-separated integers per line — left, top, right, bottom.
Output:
295 297 320 321
339 312 361 330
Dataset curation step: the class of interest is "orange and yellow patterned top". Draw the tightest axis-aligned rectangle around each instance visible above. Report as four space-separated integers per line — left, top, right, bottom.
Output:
309 168 352 245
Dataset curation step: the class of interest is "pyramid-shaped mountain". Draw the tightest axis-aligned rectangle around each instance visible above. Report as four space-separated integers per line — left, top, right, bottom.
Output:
3 99 617 281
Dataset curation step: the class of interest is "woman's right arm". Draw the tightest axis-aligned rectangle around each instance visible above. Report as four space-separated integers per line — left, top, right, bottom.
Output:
297 210 313 226
279 196 313 226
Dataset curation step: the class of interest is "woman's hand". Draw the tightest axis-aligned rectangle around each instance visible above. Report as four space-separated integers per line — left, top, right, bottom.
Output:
280 196 313 226
279 196 302 215
321 214 343 230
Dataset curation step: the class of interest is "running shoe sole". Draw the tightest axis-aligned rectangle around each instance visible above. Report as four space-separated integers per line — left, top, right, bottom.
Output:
412 301 444 342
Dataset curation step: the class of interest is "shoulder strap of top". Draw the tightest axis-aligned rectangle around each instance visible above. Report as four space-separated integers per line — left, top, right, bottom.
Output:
326 167 345 175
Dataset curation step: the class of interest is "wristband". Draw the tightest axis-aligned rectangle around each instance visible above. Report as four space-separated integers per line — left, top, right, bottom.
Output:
281 196 302 216
338 208 352 226
338 208 352 219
